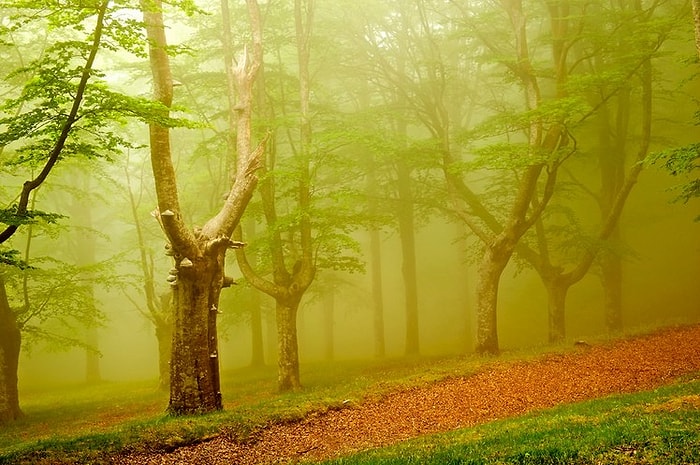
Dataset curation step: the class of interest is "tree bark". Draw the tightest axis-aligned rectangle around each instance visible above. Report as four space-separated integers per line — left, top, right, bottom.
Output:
0 275 22 422
601 240 624 333
545 275 568 343
168 250 226 414
276 297 301 391
155 315 173 390
249 288 265 367
397 159 419 356
323 287 335 361
474 244 509 354
141 0 264 414
369 226 386 358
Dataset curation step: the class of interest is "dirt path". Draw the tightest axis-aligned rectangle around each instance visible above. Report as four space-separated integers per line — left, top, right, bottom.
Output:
118 324 700 465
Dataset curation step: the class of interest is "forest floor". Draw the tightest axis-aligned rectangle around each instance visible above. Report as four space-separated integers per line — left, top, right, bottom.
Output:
117 324 700 465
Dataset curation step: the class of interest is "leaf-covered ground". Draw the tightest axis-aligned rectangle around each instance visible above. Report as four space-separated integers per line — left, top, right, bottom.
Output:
117 324 700 464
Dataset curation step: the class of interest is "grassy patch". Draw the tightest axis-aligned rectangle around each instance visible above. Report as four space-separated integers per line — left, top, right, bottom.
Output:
318 376 700 465
4 333 696 464
0 354 489 463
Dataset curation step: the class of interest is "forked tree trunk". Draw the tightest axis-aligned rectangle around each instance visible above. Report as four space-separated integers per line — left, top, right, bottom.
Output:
276 297 301 391
142 0 263 414
0 276 22 422
168 249 226 414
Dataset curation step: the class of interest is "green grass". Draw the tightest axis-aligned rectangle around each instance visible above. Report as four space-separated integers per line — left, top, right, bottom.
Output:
318 374 700 465
2 334 698 464
0 354 492 464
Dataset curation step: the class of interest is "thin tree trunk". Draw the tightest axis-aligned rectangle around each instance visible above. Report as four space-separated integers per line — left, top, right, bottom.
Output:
545 276 569 343
323 288 334 361
249 288 265 367
474 247 509 354
243 220 265 368
369 227 386 358
0 275 22 422
155 325 172 390
85 327 101 384
397 159 419 356
601 238 624 333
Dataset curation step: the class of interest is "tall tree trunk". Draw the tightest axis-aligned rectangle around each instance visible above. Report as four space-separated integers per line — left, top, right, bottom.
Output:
249 288 265 367
598 87 629 334
125 153 173 390
545 275 569 343
397 159 419 356
244 220 265 368
323 287 335 361
474 246 510 354
369 226 386 358
366 152 386 359
601 233 624 333
155 327 172 389
0 275 22 422
276 297 301 391
72 178 102 385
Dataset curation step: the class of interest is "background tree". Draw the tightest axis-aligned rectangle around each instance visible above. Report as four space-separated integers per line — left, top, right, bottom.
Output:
0 185 107 422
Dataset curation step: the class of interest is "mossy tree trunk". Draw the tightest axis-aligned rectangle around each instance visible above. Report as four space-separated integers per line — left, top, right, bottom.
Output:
168 246 227 413
0 275 22 423
141 0 264 415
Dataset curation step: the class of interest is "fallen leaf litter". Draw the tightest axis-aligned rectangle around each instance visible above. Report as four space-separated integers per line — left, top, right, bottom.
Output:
116 324 700 465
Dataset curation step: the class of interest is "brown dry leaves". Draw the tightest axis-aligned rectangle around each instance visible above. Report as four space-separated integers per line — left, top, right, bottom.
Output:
116 324 700 465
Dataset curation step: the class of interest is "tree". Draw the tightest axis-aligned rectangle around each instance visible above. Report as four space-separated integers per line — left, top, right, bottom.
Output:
235 0 316 392
0 274 21 421
139 0 265 414
0 1 109 246
0 188 106 422
504 0 673 342
1 0 140 420
648 0 699 221
123 152 172 390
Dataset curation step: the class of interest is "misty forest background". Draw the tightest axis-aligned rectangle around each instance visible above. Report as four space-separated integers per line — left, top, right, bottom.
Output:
1 0 699 417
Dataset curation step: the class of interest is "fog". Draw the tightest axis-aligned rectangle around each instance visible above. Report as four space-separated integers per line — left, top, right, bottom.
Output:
17 166 699 386
1 0 698 402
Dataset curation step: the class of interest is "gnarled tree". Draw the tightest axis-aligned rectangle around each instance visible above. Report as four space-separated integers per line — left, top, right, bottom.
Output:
140 0 265 414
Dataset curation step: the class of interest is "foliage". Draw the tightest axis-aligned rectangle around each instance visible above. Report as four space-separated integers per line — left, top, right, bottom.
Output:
648 143 700 220
2 254 109 353
0 0 201 248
